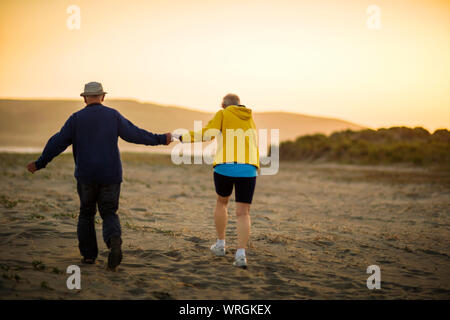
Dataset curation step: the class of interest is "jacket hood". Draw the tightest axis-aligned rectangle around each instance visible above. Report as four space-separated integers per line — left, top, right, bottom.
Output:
225 105 252 120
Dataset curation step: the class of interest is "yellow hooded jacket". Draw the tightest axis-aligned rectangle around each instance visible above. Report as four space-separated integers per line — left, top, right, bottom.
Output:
182 105 260 169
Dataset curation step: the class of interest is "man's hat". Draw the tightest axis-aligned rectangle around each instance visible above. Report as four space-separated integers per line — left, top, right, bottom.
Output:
80 82 107 96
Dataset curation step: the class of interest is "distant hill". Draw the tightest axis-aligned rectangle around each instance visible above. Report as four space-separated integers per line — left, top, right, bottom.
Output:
0 99 363 151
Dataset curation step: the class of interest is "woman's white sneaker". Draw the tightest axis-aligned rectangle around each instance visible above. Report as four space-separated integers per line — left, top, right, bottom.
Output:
210 243 226 256
233 256 247 268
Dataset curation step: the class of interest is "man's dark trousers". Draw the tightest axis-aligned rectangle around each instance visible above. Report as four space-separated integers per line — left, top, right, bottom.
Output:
76 182 122 259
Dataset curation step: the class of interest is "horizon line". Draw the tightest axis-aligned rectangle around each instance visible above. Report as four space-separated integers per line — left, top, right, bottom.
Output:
1 96 448 132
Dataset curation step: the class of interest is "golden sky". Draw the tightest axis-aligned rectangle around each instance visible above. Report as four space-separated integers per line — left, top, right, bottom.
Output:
0 0 449 130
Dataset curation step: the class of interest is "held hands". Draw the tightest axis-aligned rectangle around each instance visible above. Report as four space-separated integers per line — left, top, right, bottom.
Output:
27 161 37 174
164 132 182 145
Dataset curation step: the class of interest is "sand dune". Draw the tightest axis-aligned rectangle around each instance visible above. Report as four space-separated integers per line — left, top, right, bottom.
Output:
0 99 363 150
0 153 449 299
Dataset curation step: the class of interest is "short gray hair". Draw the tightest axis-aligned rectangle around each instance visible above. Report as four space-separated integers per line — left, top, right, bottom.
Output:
222 94 240 107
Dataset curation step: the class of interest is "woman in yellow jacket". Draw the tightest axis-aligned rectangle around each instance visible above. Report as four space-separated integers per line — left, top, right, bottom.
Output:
176 94 259 268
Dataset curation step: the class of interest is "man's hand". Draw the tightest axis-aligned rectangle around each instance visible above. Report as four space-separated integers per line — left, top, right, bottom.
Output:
27 161 37 174
165 132 172 145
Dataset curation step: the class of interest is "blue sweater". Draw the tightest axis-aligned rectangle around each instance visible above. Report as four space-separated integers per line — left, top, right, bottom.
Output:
35 103 168 184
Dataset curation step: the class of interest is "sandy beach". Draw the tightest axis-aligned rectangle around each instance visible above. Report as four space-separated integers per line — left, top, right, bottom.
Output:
0 152 449 299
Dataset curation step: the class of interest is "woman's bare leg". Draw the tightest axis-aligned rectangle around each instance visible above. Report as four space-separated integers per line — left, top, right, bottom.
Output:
215 195 229 240
236 202 251 249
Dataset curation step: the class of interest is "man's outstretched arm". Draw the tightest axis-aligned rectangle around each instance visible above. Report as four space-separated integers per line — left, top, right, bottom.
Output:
117 112 171 146
27 115 74 174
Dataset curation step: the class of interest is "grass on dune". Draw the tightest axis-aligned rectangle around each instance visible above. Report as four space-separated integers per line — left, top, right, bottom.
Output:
279 126 450 168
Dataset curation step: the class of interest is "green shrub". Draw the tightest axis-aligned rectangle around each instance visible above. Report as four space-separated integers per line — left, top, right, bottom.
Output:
280 127 450 166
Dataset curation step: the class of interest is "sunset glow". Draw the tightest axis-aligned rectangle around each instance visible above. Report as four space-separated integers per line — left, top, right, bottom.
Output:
1 0 449 130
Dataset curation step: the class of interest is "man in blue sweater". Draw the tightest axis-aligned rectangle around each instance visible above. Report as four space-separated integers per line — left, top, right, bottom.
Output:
26 82 172 270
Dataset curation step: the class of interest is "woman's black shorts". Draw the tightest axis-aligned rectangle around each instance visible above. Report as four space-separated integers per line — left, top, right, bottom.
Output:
213 172 257 204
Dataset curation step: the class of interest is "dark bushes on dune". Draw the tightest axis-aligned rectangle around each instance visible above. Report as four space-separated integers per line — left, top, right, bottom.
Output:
279 127 450 166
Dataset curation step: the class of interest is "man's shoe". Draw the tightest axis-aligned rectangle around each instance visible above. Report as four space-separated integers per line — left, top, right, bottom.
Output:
107 236 122 271
210 243 226 256
233 256 247 268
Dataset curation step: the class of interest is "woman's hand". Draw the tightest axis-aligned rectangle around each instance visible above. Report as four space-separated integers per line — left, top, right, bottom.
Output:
171 132 183 142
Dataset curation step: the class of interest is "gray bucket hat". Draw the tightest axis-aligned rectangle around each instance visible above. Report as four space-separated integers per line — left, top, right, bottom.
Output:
80 82 107 96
